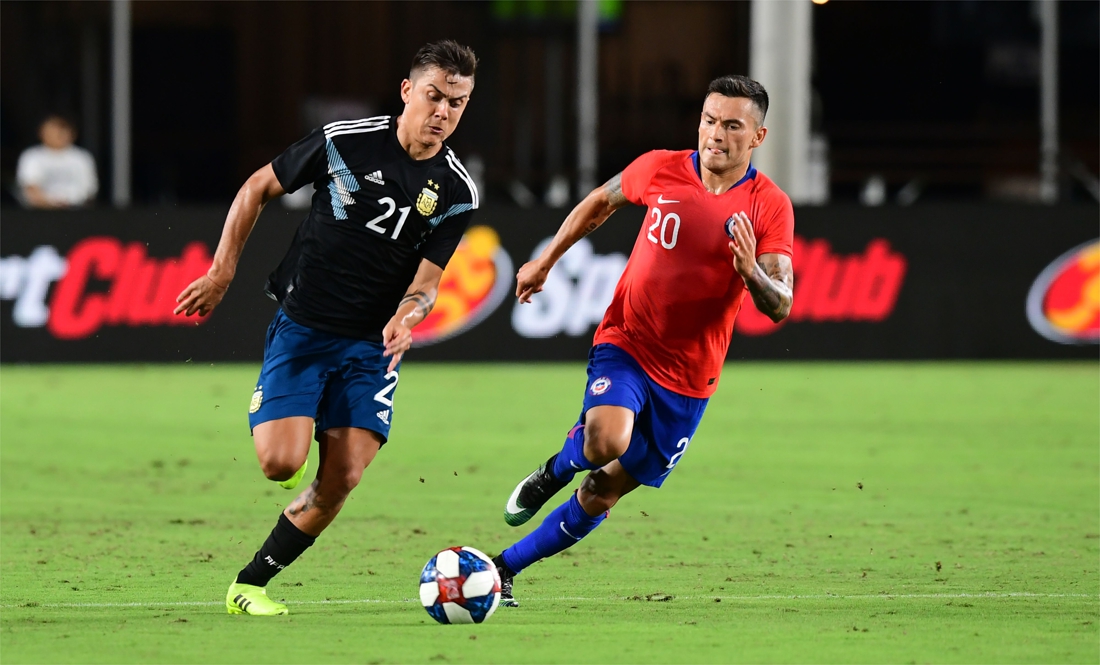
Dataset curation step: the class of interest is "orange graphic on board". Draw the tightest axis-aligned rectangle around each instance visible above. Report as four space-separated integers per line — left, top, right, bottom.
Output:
1027 240 1100 344
411 226 513 347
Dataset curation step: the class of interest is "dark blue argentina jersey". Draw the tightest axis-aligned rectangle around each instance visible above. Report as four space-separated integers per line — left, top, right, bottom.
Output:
267 116 478 341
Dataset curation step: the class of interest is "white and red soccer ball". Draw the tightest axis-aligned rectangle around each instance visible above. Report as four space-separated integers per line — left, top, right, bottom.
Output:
419 546 501 625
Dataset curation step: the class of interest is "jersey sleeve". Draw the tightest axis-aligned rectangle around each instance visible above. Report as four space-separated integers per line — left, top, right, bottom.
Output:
16 149 44 187
78 149 99 200
754 186 795 258
271 128 327 194
620 150 685 205
420 209 474 269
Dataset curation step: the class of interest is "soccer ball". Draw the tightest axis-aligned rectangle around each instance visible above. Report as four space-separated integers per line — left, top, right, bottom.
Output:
419 546 501 625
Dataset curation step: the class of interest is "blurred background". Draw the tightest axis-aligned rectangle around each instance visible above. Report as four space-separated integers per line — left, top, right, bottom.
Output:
2 0 1097 207
1 0 1097 362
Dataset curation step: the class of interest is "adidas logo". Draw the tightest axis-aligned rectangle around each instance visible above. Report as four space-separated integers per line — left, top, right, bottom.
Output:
376 409 390 425
364 170 385 185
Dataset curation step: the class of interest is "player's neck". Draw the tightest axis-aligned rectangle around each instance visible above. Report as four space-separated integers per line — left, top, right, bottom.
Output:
699 159 750 195
395 114 443 161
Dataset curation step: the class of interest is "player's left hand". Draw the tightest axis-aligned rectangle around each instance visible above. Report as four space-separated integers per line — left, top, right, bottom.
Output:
382 319 412 372
727 211 758 279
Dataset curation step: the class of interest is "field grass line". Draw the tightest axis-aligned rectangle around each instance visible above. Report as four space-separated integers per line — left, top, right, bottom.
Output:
3 592 1097 610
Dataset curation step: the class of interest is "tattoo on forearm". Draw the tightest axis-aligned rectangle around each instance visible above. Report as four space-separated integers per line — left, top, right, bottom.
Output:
399 290 435 318
579 221 599 238
745 256 794 322
604 173 627 208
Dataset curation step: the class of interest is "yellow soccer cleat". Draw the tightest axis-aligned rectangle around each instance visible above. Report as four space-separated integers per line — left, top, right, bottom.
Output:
226 582 288 616
277 460 308 490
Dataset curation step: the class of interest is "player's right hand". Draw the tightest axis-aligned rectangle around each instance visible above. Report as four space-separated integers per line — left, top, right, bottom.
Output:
174 273 229 317
516 259 551 304
382 319 411 372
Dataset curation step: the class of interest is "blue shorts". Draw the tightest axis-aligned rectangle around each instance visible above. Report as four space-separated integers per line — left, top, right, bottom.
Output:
248 309 399 443
578 343 708 488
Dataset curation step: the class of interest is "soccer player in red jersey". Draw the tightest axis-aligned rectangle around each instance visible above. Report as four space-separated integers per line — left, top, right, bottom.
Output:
493 75 795 606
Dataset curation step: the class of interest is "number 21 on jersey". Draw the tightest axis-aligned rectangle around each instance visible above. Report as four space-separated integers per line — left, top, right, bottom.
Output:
364 197 411 240
647 206 680 250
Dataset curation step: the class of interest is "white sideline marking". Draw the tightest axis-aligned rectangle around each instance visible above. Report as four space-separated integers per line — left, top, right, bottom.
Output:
2 592 1096 610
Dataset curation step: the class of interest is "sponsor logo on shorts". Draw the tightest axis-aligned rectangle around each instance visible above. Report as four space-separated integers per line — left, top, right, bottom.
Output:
589 376 612 396
376 409 390 425
1026 240 1099 345
249 387 263 414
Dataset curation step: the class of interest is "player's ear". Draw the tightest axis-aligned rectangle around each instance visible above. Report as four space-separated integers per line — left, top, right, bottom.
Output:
400 78 413 104
751 125 767 149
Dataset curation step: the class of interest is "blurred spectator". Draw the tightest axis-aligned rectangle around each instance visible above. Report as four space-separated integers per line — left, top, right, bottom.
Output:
16 115 98 209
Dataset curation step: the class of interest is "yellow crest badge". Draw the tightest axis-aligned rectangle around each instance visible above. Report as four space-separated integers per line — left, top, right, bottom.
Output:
249 387 263 414
417 187 439 216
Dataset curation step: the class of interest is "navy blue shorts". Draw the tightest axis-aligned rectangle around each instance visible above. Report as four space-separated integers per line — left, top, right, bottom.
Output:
248 309 399 443
578 343 709 488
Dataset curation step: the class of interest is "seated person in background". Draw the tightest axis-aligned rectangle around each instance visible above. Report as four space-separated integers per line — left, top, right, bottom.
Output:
16 115 98 209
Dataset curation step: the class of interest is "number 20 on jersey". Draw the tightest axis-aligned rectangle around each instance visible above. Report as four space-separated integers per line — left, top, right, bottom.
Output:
647 206 680 250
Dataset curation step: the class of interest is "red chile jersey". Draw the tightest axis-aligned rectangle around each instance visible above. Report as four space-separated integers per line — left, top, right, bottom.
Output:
593 150 794 398
268 116 478 341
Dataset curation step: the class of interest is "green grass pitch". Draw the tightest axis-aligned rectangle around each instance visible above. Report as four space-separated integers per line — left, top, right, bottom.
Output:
1 362 1097 664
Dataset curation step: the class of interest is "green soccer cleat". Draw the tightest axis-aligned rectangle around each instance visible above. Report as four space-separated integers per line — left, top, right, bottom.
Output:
277 460 308 490
226 582 288 616
504 454 569 527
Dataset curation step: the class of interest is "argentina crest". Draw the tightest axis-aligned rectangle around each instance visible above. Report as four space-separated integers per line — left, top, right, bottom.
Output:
417 179 440 216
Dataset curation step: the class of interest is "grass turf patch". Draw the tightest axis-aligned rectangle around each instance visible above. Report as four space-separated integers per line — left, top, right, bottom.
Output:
1 362 1097 663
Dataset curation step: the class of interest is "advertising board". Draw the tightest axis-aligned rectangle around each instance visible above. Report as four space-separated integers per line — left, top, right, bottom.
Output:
1 204 1095 362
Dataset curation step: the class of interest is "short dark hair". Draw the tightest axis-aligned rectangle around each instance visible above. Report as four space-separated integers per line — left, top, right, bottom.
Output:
410 40 478 80
41 114 76 132
706 75 769 123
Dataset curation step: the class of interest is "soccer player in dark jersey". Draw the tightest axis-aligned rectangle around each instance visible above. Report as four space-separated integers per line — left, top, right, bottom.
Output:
492 75 795 606
174 40 480 616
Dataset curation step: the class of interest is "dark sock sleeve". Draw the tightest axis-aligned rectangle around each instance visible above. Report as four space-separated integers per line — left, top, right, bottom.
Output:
235 513 317 587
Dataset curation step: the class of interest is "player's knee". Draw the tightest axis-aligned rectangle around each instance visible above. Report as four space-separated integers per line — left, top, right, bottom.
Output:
326 467 364 499
578 472 622 513
582 422 630 465
258 454 300 482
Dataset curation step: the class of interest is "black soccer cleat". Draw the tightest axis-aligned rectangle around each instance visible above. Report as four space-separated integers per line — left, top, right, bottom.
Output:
504 454 569 527
493 555 519 608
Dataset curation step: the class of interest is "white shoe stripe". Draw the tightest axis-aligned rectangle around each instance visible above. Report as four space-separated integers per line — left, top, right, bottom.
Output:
505 469 538 515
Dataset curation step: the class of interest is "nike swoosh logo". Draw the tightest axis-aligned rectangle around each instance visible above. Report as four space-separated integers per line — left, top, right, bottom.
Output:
505 470 538 514
559 522 580 540
657 195 679 204
569 460 582 469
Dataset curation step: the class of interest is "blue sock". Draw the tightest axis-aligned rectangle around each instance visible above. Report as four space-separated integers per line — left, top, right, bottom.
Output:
550 424 597 482
501 494 606 574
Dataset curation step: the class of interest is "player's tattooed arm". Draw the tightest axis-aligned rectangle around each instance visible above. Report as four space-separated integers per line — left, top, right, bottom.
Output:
383 259 444 371
603 173 629 211
728 211 793 322
516 173 629 302
743 253 794 322
399 290 435 319
395 260 444 330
